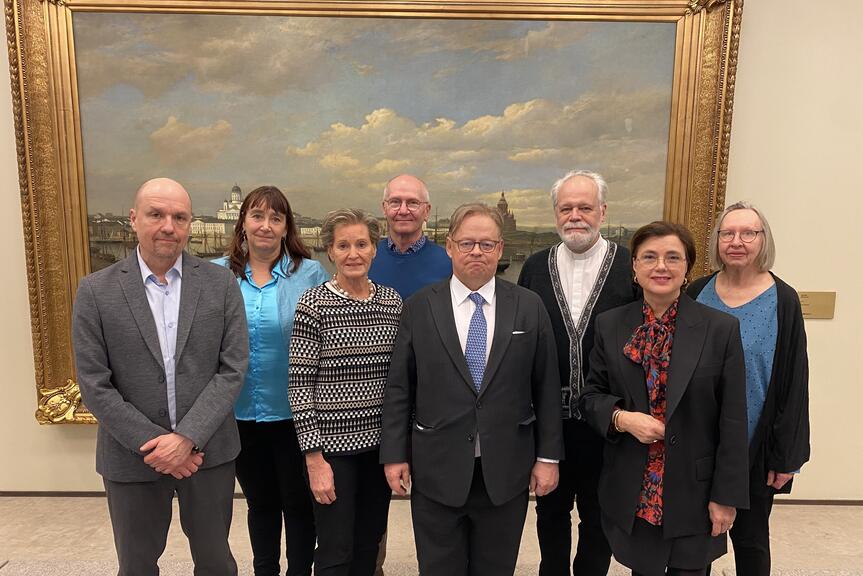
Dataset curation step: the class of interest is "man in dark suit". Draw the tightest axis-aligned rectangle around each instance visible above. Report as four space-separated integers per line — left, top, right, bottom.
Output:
517 170 637 575
381 202 563 576
72 178 248 576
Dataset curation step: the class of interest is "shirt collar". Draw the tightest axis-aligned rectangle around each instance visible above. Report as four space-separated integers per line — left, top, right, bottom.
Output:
137 246 182 284
387 234 427 254
450 273 495 306
561 236 607 261
244 258 288 281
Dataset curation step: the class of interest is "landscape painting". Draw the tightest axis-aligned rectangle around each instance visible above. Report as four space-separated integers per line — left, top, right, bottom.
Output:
75 13 676 281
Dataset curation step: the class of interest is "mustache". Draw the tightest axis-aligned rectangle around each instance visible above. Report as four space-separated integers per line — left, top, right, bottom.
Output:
562 223 593 232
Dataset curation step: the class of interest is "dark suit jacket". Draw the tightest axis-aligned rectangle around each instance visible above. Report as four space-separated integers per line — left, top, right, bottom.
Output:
380 277 564 507
72 251 249 482
579 295 749 539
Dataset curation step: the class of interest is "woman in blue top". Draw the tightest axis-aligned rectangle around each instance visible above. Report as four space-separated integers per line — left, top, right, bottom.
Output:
214 185 327 576
688 202 810 576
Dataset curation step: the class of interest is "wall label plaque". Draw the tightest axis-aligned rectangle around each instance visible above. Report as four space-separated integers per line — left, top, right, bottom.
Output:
798 291 836 320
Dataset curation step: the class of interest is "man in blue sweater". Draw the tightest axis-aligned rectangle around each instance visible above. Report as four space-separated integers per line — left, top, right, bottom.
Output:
369 174 451 576
369 174 452 299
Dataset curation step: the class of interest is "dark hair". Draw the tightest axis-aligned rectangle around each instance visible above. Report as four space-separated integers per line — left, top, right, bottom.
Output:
226 185 311 277
630 221 697 275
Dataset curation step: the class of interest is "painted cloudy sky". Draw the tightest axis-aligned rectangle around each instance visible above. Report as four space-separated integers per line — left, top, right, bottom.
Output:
74 13 675 228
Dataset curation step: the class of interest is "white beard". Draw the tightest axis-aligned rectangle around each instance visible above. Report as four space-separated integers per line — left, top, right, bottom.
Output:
558 227 600 253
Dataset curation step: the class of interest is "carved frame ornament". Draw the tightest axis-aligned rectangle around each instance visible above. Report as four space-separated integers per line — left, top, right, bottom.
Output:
5 0 743 423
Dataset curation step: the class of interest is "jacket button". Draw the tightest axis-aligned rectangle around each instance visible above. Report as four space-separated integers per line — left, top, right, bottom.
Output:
467 434 474 442
158 375 165 383
476 401 482 409
158 409 167 417
669 435 678 446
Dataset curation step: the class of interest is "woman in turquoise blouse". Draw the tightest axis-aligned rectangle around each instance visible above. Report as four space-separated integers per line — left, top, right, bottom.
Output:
214 185 327 576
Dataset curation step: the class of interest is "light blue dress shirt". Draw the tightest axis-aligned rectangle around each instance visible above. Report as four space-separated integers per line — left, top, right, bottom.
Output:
212 255 328 422
137 248 183 430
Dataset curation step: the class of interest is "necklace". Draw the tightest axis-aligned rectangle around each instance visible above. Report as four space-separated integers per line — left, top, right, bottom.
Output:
330 274 375 303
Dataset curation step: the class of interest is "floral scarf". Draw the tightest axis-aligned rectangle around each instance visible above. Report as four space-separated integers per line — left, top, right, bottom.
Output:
623 299 679 526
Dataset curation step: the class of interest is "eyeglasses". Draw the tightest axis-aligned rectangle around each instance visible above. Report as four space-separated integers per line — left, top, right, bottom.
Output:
717 229 763 243
635 254 686 267
451 239 501 253
384 199 427 212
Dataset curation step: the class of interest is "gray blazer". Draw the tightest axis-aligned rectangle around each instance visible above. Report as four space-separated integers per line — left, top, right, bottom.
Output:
72 251 249 482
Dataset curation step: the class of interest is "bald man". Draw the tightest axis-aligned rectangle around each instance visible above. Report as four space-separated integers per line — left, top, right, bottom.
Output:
73 178 249 576
369 174 452 300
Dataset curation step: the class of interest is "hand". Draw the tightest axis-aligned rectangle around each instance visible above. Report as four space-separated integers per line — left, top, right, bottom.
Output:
168 451 205 479
305 452 336 505
617 411 665 444
708 501 737 537
384 462 411 496
767 470 794 490
530 461 559 497
141 433 195 474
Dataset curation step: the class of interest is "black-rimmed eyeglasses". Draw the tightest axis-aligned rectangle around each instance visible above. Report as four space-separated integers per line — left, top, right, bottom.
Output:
451 239 501 253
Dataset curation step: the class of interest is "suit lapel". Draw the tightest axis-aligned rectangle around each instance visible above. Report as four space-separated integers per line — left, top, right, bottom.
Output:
429 280 476 393
665 295 706 422
615 301 650 412
479 280 514 396
174 252 201 363
119 253 165 370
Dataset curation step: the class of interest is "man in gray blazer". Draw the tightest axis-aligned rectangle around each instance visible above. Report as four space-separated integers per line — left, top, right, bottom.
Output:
381 203 563 576
73 178 248 576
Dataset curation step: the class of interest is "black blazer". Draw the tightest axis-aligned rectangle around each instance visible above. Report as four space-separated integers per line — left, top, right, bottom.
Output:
380 277 564 507
579 295 749 539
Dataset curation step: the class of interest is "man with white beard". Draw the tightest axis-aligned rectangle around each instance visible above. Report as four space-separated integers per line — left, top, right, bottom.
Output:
518 170 638 576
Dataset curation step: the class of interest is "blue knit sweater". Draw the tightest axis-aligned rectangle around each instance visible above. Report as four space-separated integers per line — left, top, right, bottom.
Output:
368 237 452 299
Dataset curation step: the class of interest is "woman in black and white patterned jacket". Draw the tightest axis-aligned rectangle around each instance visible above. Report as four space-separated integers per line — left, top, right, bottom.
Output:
289 207 402 576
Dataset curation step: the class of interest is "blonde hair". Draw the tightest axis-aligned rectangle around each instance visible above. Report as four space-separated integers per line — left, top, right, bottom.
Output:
320 208 381 250
447 203 503 238
708 201 776 272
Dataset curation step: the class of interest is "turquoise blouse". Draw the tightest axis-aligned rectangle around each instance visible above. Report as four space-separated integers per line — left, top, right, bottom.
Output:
213 255 327 421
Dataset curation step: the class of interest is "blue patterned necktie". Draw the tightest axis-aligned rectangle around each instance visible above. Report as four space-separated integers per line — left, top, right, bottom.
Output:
465 292 487 391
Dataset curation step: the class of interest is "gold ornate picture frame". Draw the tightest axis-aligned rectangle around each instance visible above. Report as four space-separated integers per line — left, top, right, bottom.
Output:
5 0 742 424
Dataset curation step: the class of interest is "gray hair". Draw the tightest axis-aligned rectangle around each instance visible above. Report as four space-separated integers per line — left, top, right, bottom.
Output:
550 170 608 207
708 201 776 272
447 203 503 238
320 208 381 251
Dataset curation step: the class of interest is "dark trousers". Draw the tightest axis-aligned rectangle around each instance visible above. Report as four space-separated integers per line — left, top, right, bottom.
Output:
236 419 316 576
103 460 237 576
729 469 776 576
411 459 529 576
309 449 392 576
536 418 611 576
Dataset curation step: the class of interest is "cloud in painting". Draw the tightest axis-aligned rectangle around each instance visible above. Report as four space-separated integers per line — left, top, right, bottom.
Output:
280 89 669 225
150 116 233 166
74 15 596 100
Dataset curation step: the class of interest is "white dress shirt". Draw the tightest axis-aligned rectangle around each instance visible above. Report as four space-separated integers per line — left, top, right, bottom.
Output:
137 248 183 430
449 275 496 361
555 237 609 324
450 275 495 457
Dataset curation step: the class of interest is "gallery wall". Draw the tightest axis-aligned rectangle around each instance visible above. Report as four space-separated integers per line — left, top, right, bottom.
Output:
2 0 862 498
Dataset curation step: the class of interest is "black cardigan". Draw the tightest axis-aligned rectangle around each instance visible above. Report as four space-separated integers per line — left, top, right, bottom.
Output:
688 272 811 493
518 242 637 418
